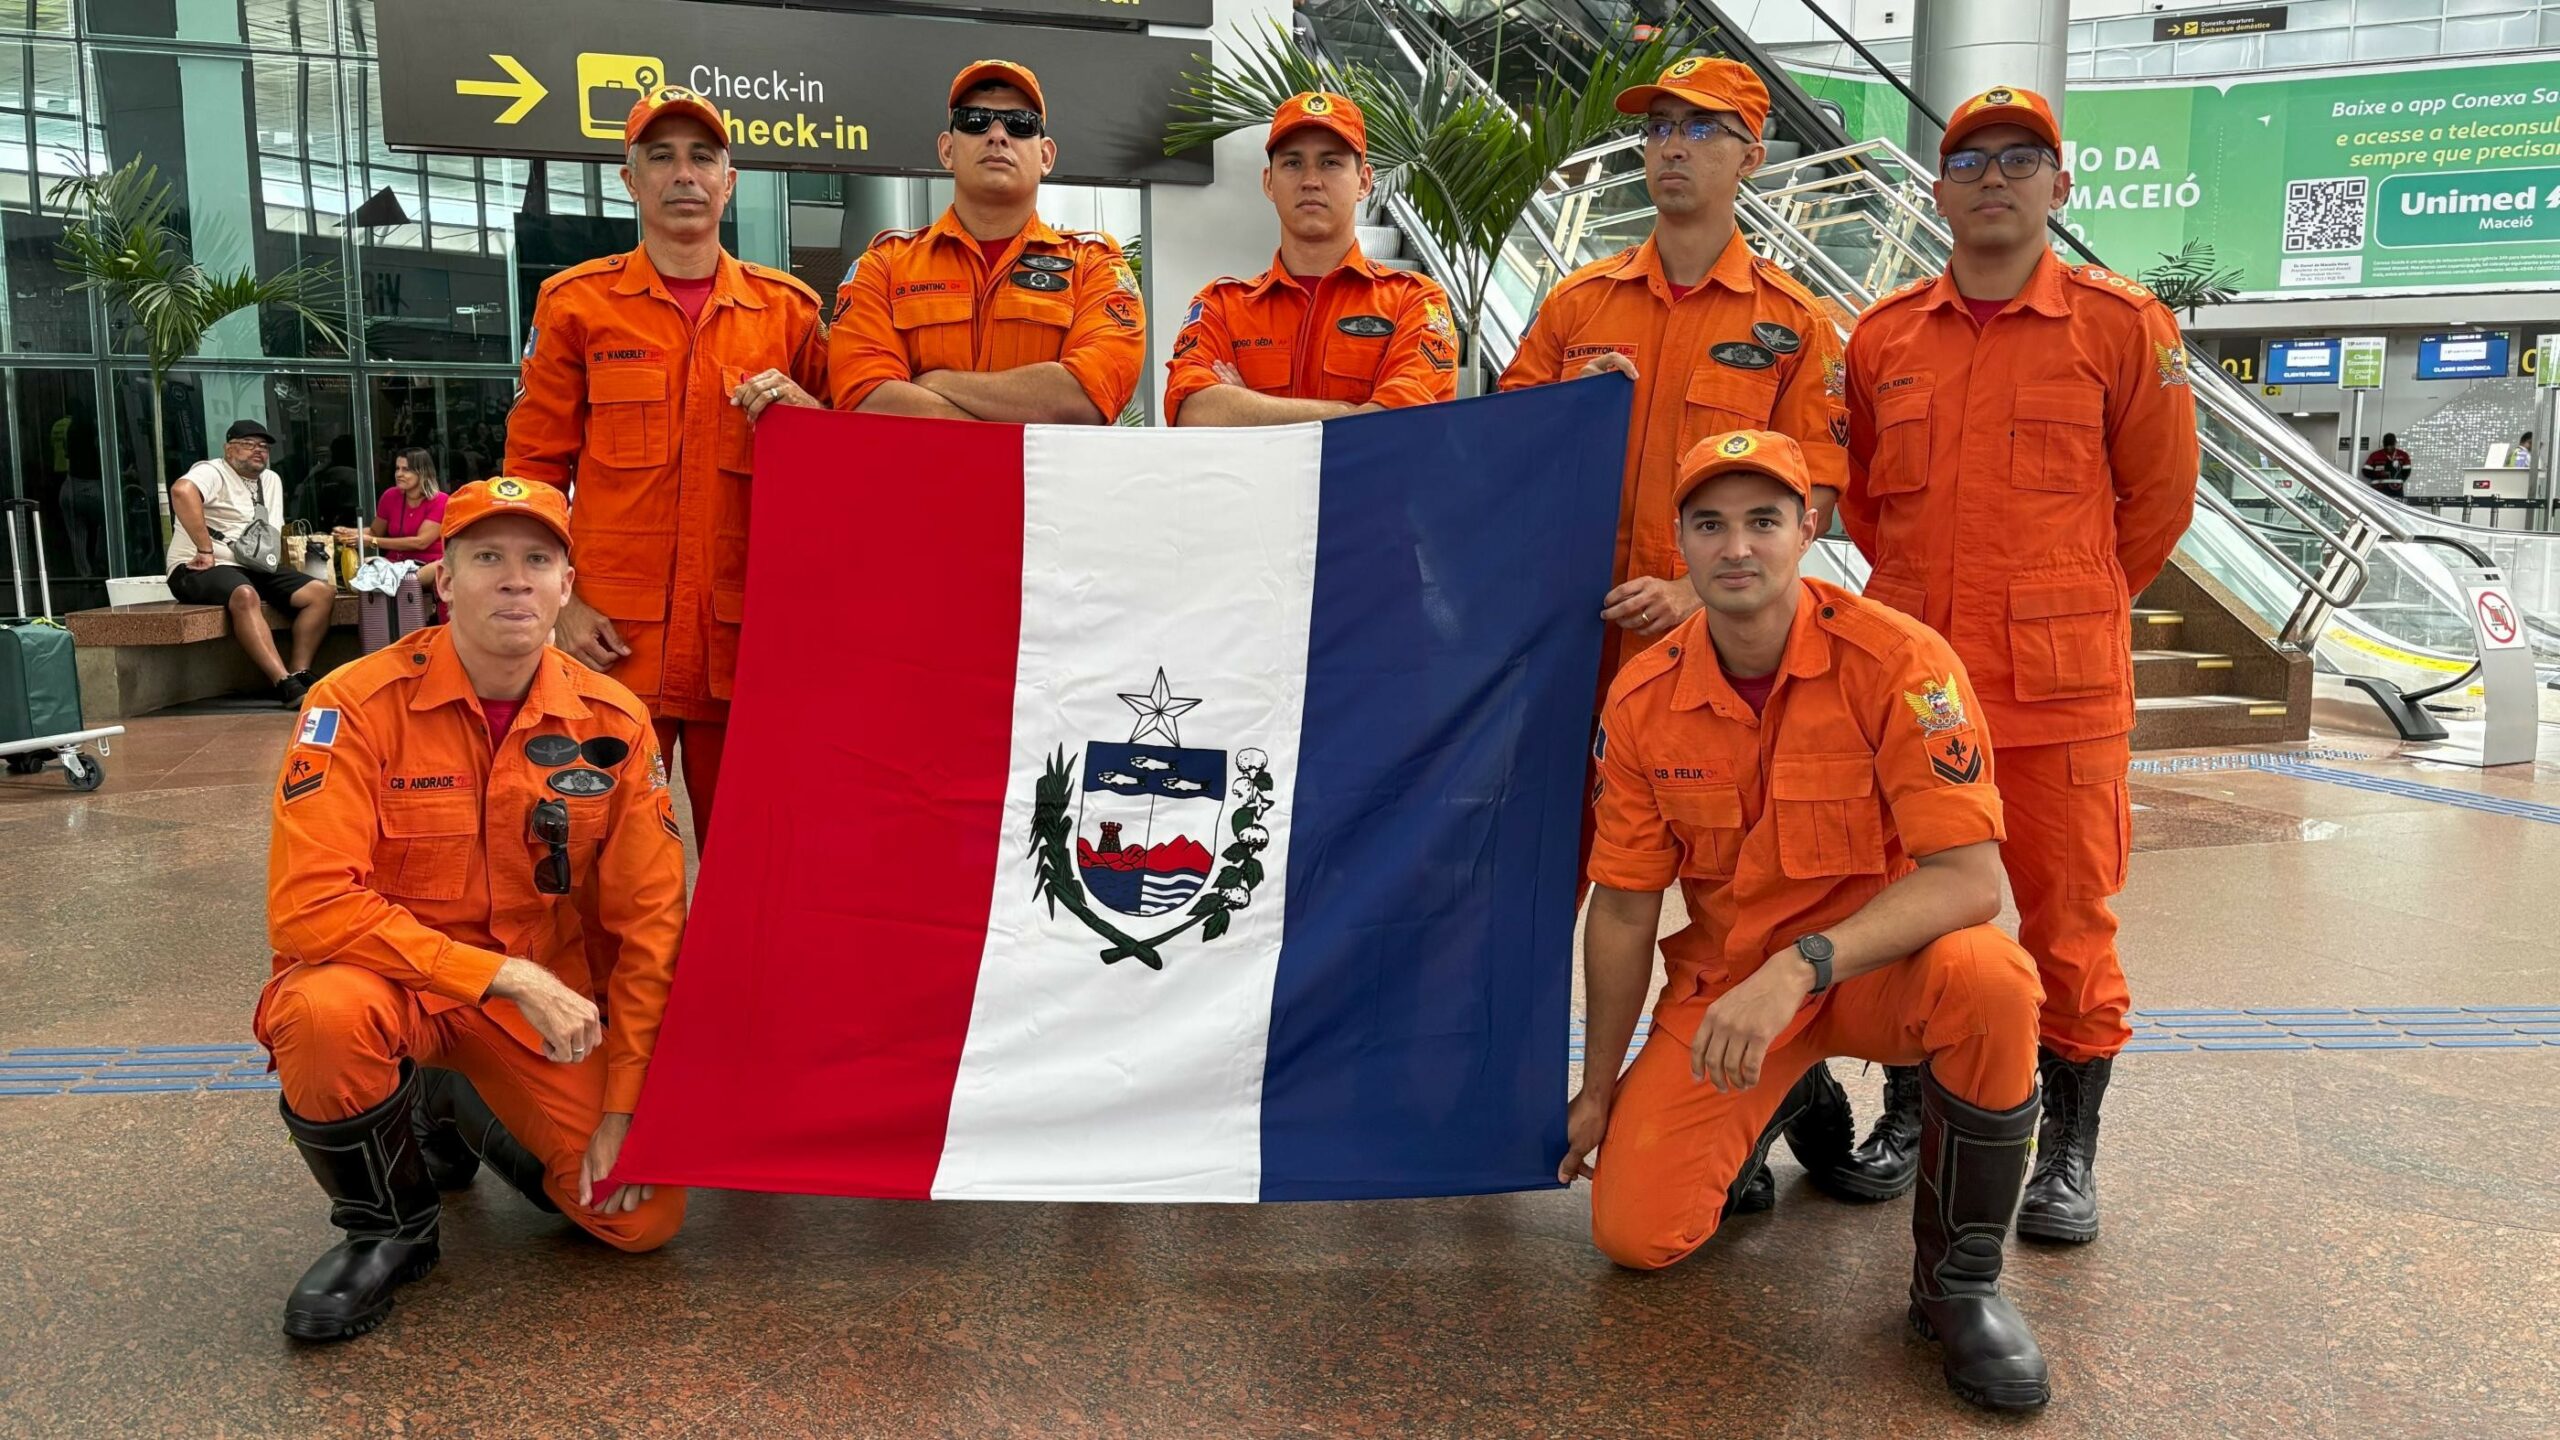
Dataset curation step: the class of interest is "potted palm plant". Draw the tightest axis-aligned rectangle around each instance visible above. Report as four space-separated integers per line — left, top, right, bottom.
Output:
1167 24 1675 392
52 157 346 512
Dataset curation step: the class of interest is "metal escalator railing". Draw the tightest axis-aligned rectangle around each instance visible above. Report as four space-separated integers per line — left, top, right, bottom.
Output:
1302 0 2539 685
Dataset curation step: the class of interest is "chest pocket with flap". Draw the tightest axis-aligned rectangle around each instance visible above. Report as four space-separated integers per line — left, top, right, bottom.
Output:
1768 753 1885 879
584 365 668 470
1656 782 1746 879
377 790 478 902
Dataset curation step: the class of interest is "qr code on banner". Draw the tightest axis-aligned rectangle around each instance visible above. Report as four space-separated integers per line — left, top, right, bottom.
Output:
2282 177 2368 254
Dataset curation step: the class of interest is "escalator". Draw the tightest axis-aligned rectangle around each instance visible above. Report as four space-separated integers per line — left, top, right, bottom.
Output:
1295 0 2560 739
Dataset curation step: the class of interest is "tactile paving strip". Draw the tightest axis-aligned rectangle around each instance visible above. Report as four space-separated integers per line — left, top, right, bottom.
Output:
1567 1006 2560 1063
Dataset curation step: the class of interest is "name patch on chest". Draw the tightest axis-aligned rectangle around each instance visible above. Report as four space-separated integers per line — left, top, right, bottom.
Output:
589 348 658 364
893 279 965 299
387 773 468 792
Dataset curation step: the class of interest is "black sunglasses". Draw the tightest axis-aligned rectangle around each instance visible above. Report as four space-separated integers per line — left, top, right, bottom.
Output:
952 106 1043 140
529 798 572 895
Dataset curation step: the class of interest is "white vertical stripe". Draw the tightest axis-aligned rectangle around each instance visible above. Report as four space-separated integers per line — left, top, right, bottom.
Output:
931 422 1324 1201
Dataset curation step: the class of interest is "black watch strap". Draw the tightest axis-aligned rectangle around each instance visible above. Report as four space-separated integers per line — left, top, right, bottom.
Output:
1796 933 1835 995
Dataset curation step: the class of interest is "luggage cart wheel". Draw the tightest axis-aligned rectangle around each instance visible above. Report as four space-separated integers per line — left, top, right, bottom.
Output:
5 753 44 775
61 750 103 791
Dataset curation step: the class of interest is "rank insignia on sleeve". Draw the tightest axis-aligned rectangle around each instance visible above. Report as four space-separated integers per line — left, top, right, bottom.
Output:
2154 342 2190 388
1930 735 1984 786
1902 674 1968 736
281 751 329 806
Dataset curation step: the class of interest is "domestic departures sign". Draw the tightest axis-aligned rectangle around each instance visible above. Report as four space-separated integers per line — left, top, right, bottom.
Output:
378 0 1211 187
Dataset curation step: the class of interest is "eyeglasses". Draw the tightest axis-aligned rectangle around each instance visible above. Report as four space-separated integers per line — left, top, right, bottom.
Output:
231 438 272 450
952 107 1043 140
1941 145 2058 183
529 798 572 895
1639 116 1746 145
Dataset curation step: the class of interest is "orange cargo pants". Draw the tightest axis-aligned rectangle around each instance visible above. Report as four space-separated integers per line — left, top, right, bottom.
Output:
256 962 686 1253
1590 924 2040 1271
1993 735 2134 1063
652 718 726 850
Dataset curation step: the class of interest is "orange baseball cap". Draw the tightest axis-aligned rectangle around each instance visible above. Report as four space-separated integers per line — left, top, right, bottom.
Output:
1614 56 1770 142
1267 91 1366 156
623 85 729 149
441 477 573 554
1672 430 1813 511
1940 84 2061 157
949 59 1046 118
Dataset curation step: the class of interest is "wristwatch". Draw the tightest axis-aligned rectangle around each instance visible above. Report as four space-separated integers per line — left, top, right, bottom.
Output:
1794 933 1835 996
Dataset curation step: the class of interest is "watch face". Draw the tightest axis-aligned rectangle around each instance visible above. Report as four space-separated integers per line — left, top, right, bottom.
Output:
1799 934 1834 961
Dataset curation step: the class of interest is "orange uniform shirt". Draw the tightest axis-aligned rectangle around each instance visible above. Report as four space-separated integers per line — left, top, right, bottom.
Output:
1839 254 2200 749
505 246 829 723
1499 232 1848 681
828 208 1143 420
1588 579 2004 1020
1162 245 1458 421
261 631 688 1113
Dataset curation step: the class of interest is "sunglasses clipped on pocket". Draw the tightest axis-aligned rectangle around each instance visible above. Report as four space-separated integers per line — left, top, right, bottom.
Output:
530 798 573 896
951 106 1043 140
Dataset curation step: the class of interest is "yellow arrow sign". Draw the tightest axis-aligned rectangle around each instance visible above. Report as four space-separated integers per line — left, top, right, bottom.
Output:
456 54 547 125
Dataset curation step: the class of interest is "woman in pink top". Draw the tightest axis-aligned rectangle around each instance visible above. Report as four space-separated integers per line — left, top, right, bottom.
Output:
334 448 446 561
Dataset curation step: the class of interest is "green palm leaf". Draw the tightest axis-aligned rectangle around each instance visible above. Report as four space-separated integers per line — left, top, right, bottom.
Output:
1167 26 1676 380
50 155 345 488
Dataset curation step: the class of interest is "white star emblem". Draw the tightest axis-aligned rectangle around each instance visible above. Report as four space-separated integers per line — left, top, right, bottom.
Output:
1119 668 1201 748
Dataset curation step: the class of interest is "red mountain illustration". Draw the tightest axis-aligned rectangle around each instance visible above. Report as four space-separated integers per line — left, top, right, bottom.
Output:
1076 835 1214 875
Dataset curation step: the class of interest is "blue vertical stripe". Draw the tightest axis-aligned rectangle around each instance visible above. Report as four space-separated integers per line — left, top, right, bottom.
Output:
1258 379 1631 1201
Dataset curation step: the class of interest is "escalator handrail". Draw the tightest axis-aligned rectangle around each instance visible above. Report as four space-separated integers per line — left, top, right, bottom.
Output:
2195 429 2369 597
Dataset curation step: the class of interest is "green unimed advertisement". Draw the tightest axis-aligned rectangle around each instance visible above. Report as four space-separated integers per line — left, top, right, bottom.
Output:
1789 58 2560 299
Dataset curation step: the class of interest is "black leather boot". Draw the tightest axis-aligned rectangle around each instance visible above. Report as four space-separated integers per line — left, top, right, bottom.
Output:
2016 1047 2111 1244
1780 1060 1854 1181
1723 1064 1850 1219
280 1062 442 1342
414 1065 557 1214
412 1067 480 1191
1814 1063 1921 1202
1908 1067 2049 1411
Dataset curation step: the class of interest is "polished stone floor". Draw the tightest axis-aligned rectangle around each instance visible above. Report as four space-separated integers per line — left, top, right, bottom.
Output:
3 711 2556 1438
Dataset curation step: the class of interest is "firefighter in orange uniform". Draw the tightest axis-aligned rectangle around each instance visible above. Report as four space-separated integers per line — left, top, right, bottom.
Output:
504 84 830 848
1499 57 1847 689
1828 86 2199 1238
1164 92 1457 424
257 479 689 1342
829 60 1142 424
1562 430 2049 1411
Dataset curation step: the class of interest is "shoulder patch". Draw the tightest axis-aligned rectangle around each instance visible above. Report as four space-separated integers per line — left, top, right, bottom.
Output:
279 748 331 806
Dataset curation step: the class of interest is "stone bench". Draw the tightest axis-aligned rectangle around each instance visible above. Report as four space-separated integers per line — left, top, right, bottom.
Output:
64 595 364 719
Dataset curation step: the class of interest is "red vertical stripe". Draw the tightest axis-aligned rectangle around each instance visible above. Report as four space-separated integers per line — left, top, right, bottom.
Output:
613 408 1024 1197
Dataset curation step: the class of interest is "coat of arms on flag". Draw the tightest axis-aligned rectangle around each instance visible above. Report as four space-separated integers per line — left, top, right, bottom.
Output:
1030 669 1280 967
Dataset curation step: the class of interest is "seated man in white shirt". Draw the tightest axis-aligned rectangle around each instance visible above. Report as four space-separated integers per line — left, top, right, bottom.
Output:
166 418 336 707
